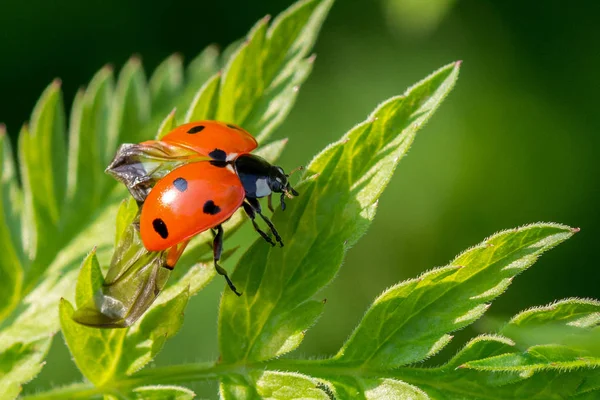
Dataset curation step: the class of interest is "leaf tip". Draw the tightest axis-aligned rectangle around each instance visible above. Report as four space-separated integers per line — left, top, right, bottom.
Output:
129 54 143 65
52 78 62 88
571 227 581 233
455 60 463 67
172 52 184 62
0 123 5 135
262 14 272 23
308 53 317 63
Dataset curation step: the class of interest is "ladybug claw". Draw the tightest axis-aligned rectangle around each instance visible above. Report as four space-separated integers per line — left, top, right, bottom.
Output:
215 262 242 296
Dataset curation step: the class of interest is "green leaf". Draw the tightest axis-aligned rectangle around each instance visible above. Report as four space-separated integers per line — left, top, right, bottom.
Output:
155 109 177 140
248 0 332 140
215 0 333 141
388 298 599 399
65 66 114 230
460 299 600 374
186 44 220 83
0 127 24 319
116 264 215 376
60 298 126 386
74 248 105 309
502 298 600 354
106 57 151 162
218 61 461 364
0 338 51 400
184 72 220 123
117 285 190 376
221 371 331 400
60 251 125 386
19 80 67 281
64 250 214 384
464 344 600 372
217 17 268 124
149 54 184 113
131 385 195 400
333 223 576 368
115 198 139 248
261 0 330 84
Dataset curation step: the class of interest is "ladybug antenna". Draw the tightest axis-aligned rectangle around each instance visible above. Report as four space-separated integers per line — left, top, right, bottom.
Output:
286 165 304 178
285 165 302 197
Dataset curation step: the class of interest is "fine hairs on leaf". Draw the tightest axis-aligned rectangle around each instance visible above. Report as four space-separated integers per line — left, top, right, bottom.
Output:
0 0 596 399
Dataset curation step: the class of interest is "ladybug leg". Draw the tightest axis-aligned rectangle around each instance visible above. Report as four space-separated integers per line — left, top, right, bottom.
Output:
247 198 284 247
205 229 217 252
213 224 241 296
267 194 275 213
280 193 287 211
165 239 190 269
243 201 276 246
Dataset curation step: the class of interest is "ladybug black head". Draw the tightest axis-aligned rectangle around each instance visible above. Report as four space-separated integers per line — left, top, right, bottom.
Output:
268 165 300 211
269 166 299 194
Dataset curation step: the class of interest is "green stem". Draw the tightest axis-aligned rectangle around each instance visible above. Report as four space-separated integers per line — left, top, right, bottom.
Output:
22 359 380 399
21 358 510 400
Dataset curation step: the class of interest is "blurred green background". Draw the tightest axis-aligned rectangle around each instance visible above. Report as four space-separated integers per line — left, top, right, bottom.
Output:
1 0 598 397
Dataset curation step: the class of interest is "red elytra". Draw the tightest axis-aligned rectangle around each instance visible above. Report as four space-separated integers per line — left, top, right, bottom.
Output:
158 120 257 161
140 162 245 251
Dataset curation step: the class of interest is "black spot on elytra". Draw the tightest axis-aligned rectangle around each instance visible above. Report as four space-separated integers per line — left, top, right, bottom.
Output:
227 123 241 130
203 200 221 215
173 177 188 192
187 125 205 134
153 218 169 239
209 148 227 161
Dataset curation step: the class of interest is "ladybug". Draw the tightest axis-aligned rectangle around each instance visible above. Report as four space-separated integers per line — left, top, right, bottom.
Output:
107 121 299 296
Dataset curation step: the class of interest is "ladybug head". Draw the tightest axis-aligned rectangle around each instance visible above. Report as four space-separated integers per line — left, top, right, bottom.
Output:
268 165 300 211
